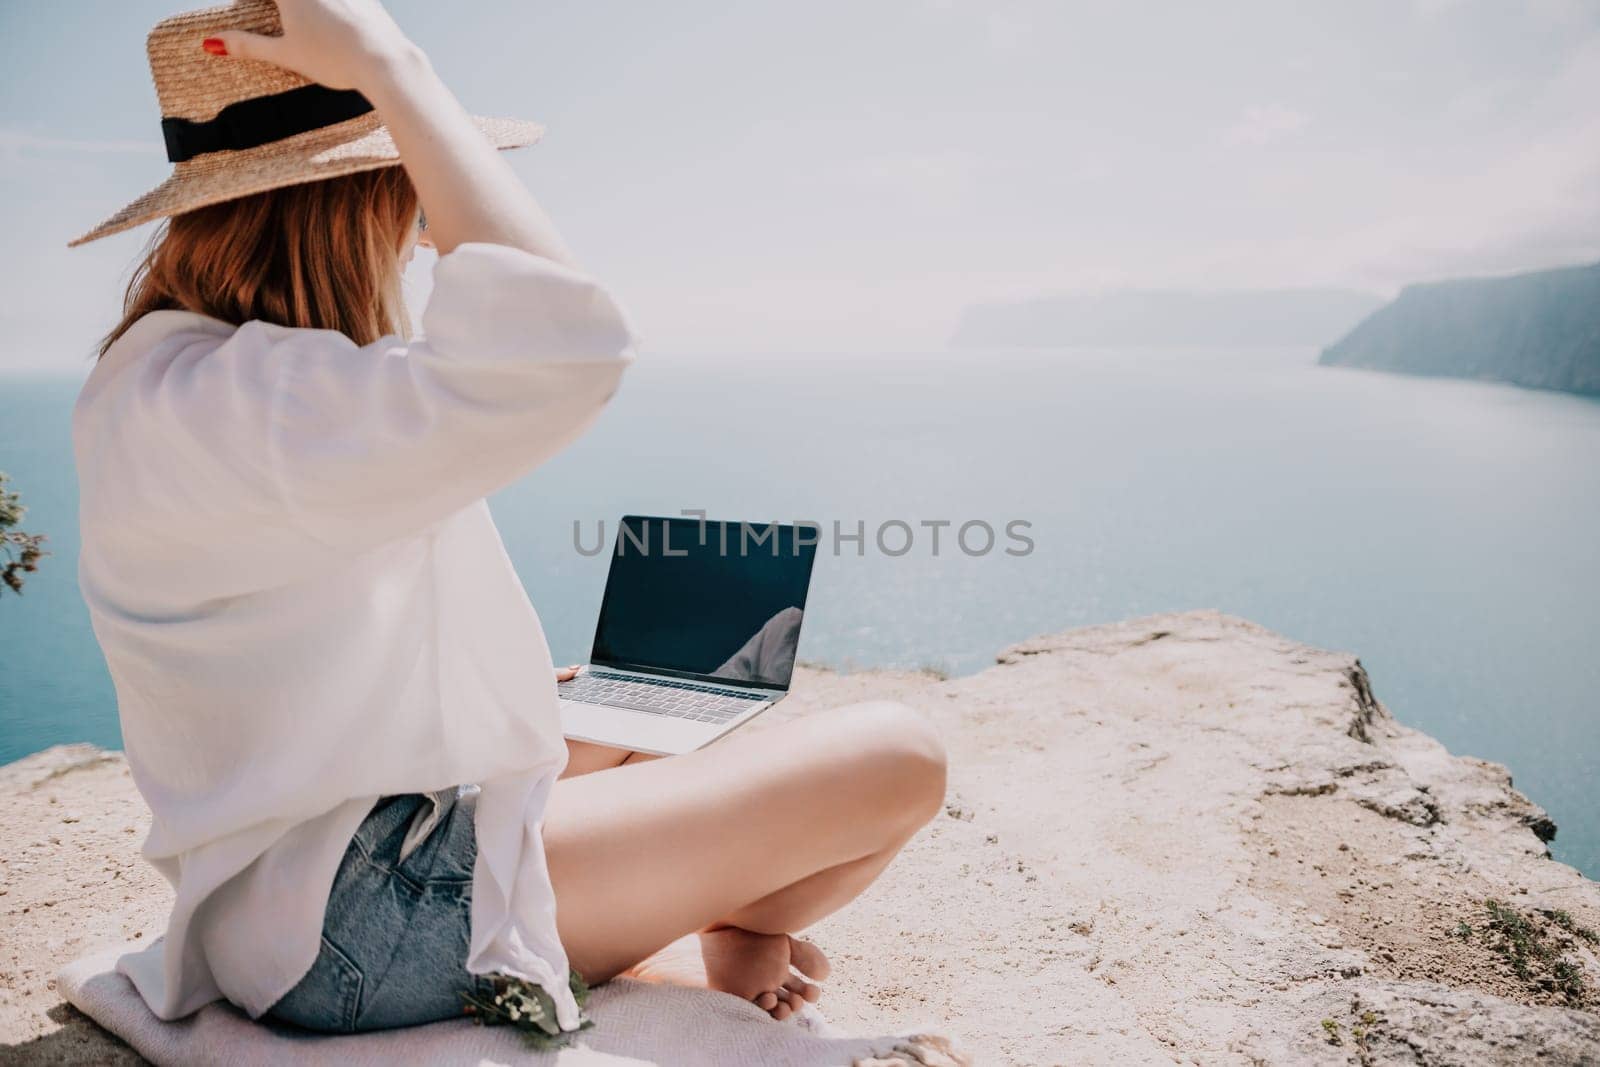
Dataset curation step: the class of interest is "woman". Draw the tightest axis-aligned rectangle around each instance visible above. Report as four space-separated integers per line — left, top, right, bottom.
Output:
72 0 946 1038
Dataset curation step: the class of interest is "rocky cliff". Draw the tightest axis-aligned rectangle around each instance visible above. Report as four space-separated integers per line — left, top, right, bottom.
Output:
1320 261 1600 395
3 611 1598 1064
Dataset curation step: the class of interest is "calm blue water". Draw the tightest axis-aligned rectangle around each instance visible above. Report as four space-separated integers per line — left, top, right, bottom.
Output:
2 349 1597 876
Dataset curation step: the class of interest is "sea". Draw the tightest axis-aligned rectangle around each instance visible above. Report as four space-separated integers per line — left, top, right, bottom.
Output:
2 347 1596 876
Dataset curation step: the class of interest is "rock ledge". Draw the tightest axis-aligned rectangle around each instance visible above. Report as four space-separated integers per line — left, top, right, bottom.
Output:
2 611 1597 1064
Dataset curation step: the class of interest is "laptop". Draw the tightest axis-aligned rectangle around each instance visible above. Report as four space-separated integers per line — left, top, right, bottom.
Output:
558 515 820 755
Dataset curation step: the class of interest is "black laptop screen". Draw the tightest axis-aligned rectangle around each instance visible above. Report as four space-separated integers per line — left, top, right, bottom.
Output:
589 516 818 690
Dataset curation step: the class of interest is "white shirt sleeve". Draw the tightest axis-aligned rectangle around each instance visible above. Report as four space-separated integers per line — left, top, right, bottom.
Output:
142 242 637 557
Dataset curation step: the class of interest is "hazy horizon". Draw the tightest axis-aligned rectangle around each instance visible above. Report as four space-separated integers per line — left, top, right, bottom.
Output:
3 0 1599 370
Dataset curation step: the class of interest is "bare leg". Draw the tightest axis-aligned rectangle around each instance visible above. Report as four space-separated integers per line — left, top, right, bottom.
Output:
564 729 904 930
561 738 657 779
543 701 946 1018
720 833 912 935
561 731 905 1012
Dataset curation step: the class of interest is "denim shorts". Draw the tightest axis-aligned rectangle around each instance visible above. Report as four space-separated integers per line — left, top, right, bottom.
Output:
265 789 493 1032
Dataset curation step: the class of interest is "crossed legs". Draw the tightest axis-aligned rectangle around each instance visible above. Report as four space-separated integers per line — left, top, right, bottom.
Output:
544 702 947 1018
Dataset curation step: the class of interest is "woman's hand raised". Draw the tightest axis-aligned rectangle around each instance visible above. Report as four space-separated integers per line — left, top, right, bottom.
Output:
206 0 575 262
207 0 417 94
203 0 572 262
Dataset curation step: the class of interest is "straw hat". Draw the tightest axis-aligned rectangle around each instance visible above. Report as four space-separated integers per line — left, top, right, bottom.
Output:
69 0 544 247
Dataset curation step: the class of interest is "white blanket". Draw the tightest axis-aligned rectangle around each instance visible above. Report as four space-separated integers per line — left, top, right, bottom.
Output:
59 947 966 1067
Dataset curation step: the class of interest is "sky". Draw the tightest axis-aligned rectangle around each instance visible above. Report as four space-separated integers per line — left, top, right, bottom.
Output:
1 0 1598 370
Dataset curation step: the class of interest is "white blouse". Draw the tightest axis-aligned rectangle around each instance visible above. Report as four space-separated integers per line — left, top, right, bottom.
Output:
72 243 638 1032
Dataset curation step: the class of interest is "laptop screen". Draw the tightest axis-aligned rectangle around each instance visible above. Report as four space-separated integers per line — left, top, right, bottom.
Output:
589 516 819 691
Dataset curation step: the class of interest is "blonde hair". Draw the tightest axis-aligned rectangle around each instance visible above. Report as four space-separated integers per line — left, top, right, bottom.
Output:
100 167 420 359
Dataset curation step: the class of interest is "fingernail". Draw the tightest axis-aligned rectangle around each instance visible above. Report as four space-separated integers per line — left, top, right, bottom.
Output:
202 37 227 56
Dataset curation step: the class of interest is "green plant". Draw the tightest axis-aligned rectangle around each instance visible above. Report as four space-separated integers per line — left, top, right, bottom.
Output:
1542 908 1599 945
1351 1009 1378 1064
1320 1017 1342 1045
0 472 49 596
460 969 595 1049
1474 898 1593 1005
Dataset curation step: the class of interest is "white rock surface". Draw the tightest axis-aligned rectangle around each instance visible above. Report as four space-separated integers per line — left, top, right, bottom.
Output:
2 611 1597 1064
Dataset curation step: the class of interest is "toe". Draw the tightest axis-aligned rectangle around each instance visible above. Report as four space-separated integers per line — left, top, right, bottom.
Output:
754 991 778 1011
771 994 794 1020
787 936 832 982
784 976 822 1003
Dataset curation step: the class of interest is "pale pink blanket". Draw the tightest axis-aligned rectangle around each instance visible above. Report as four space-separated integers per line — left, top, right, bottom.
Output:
60 945 966 1067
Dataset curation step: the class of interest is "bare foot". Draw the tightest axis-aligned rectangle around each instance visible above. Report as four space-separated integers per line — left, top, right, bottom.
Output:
626 925 830 1020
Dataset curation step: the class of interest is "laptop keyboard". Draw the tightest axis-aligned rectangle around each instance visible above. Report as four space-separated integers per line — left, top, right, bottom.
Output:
559 669 765 723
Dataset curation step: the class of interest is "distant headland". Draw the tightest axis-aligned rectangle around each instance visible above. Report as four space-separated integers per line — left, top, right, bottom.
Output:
1320 261 1600 396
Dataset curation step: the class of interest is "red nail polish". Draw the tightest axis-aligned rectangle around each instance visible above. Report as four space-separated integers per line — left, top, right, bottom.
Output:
202 37 227 56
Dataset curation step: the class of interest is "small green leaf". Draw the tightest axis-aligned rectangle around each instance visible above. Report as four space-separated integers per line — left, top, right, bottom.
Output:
458 969 594 1050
